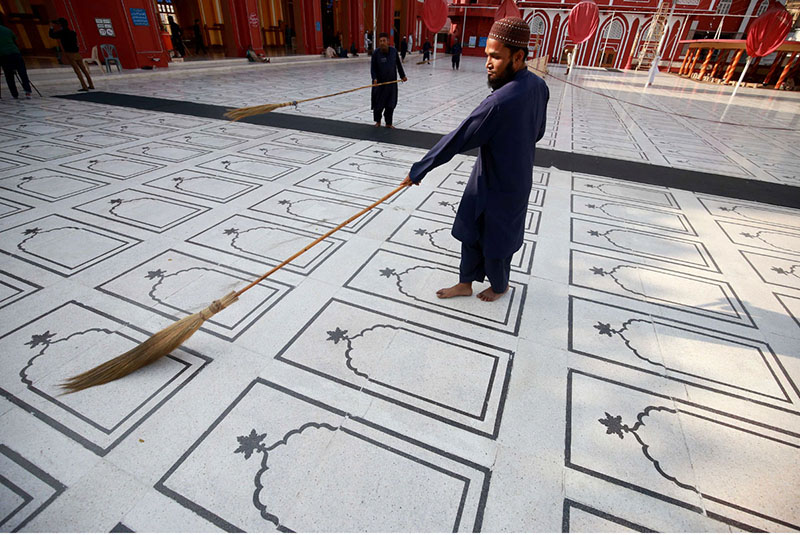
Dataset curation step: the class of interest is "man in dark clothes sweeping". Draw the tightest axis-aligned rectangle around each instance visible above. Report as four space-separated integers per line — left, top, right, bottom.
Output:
371 32 407 129
401 17 549 302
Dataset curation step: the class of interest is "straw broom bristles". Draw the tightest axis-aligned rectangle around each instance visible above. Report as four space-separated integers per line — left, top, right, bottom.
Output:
60 291 239 394
224 79 402 121
61 184 409 394
224 101 296 121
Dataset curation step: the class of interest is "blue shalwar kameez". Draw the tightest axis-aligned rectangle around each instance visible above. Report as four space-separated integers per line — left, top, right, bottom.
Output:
409 68 549 292
371 47 406 126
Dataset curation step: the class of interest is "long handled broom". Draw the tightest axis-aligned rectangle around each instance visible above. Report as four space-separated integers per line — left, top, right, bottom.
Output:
224 79 402 121
60 183 409 394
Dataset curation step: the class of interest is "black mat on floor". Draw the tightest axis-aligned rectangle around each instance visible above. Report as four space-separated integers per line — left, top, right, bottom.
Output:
605 68 624 73
58 91 800 209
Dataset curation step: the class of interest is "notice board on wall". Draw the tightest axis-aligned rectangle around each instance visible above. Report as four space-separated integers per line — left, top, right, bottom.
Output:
130 8 149 26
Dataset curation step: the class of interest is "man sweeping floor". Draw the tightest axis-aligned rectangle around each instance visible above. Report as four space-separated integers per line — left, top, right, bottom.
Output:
371 32 407 128
401 16 549 302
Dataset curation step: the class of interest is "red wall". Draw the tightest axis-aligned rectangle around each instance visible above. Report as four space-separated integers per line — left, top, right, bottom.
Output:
458 9 499 57
228 0 265 55
295 0 323 54
380 0 394 36
698 0 753 35
54 0 169 69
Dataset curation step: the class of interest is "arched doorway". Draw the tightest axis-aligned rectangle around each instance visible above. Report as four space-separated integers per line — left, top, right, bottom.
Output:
597 48 616 67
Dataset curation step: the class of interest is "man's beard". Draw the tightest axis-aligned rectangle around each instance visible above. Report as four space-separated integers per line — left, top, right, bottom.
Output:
487 63 516 90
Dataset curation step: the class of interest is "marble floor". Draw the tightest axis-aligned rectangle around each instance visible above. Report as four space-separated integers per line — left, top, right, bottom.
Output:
73 54 800 186
0 56 798 532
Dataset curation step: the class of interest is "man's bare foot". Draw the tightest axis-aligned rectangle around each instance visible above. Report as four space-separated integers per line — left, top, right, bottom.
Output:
477 286 508 302
436 282 472 299
374 122 381 127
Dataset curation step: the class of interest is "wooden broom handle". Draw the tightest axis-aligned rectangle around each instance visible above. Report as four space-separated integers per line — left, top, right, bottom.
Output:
295 79 401 106
235 183 409 298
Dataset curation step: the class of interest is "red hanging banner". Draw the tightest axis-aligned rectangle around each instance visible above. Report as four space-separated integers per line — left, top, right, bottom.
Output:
423 0 448 33
494 0 522 21
567 0 599 45
745 1 792 57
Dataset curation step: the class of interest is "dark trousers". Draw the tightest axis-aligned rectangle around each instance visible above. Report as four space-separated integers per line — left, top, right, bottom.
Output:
373 106 394 125
452 55 460 69
171 37 186 57
194 38 207 54
1 53 32 98
459 240 512 293
63 52 93 90
423 50 430 62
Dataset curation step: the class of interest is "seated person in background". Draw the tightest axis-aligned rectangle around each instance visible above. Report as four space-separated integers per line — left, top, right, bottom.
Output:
325 46 337 58
337 45 347 58
246 45 270 63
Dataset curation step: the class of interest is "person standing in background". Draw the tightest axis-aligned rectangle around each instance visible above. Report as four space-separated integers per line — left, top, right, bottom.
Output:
408 34 413 52
192 19 207 55
422 38 431 63
168 16 185 57
281 21 292 53
451 37 462 70
400 36 408 60
0 14 33 99
371 32 407 128
48 17 93 92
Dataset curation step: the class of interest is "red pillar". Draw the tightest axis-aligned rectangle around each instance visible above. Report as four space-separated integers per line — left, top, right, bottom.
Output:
622 18 640 70
348 0 365 52
402 0 417 43
547 14 560 62
709 49 729 79
723 49 744 83
227 0 264 56
763 52 785 85
697 48 713 80
678 48 691 75
380 0 393 36
687 47 702 77
294 0 323 54
775 52 798 89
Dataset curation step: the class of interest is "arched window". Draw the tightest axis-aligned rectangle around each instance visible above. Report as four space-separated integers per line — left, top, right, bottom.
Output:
755 0 769 16
601 19 624 39
531 16 545 35
716 0 732 14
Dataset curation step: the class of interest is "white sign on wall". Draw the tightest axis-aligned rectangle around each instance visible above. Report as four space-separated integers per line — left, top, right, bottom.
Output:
95 18 115 37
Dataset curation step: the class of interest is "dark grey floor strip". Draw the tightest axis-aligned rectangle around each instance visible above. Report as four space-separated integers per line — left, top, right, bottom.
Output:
57 91 799 209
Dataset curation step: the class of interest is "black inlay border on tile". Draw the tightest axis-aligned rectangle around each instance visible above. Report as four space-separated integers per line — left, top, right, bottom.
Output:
56 91 800 210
